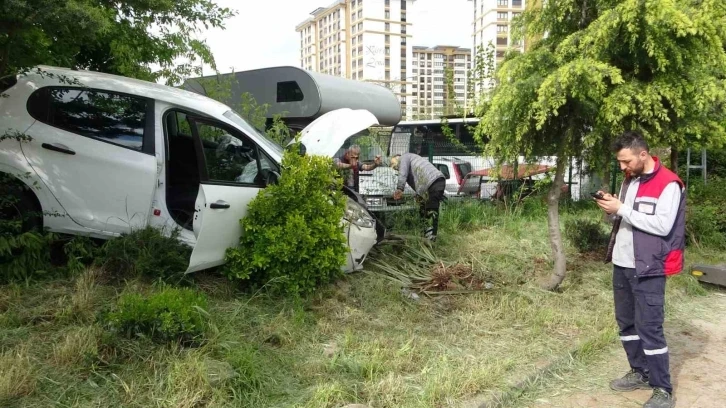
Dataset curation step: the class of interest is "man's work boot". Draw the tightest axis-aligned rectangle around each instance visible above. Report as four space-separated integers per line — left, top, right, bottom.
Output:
609 369 651 392
643 387 675 408
424 227 436 243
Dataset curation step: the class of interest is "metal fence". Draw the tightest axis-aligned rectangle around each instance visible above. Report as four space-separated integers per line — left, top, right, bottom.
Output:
335 134 601 213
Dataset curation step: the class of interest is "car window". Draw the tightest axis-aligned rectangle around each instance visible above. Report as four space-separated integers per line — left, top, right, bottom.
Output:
27 87 149 152
194 120 268 186
456 162 472 178
222 110 284 156
435 164 451 179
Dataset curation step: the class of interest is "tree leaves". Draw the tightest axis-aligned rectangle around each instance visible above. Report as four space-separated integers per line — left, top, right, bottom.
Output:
475 0 726 290
0 0 236 84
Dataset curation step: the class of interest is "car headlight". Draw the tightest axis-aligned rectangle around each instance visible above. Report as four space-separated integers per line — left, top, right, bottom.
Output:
345 197 375 228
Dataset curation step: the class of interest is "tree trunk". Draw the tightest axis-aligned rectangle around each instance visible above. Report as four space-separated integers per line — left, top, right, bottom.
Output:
542 154 568 291
601 158 611 193
670 147 678 173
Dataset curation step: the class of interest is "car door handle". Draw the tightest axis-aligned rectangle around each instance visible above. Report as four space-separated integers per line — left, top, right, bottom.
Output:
42 143 76 155
209 200 230 209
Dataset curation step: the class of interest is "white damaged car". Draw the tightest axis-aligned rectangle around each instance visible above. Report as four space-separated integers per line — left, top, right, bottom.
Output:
0 66 384 273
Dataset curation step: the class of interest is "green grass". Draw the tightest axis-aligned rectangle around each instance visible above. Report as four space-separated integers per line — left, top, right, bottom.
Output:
0 201 723 408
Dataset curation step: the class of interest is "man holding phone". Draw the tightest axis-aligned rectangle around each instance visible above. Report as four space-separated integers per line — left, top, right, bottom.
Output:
593 130 685 408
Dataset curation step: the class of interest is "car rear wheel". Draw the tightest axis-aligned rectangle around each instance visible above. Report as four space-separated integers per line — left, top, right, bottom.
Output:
0 181 42 234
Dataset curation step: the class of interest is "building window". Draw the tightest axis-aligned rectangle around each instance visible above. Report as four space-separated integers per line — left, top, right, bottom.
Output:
497 36 507 46
497 0 508 6
385 10 390 19
513 0 522 6
497 25 508 33
385 35 390 43
401 12 406 22
385 0 390 5
385 23 390 31
497 12 508 20
401 0 406 10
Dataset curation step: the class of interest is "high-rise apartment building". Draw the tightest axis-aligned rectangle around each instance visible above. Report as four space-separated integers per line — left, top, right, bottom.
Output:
296 0 416 117
470 0 526 67
410 46 471 119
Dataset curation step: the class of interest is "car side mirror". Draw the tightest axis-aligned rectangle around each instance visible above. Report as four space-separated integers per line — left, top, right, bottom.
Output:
263 170 280 187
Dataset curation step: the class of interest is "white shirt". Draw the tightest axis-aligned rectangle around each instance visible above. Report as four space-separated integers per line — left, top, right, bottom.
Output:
611 172 682 269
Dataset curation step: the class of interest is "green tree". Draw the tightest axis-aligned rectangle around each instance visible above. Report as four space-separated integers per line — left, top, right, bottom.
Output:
476 0 726 290
443 64 458 116
0 0 236 84
466 42 496 111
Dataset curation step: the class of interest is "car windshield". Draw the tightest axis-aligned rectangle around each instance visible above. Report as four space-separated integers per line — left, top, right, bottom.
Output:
222 110 284 156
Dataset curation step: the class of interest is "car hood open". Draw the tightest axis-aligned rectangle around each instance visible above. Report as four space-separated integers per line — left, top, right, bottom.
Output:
293 108 380 157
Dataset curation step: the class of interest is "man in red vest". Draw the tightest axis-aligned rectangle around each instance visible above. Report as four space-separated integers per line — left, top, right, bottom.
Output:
595 130 685 408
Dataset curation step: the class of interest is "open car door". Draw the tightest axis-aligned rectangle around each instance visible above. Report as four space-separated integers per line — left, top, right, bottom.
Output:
184 115 278 273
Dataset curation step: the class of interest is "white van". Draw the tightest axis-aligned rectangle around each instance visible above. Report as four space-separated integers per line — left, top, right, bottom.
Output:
0 66 384 273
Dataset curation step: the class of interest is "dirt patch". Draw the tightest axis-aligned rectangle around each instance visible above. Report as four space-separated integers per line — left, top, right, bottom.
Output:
525 294 726 408
420 263 484 292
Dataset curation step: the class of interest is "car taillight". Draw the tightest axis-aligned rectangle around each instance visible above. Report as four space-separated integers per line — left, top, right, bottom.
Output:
454 164 462 185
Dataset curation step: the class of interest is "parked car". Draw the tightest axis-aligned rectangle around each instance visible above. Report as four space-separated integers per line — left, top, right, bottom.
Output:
357 157 477 212
0 66 384 273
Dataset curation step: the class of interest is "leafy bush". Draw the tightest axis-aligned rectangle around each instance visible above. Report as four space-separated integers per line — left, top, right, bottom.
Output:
0 172 54 283
0 231 54 283
564 218 610 254
103 286 209 345
685 176 726 249
96 226 192 282
62 236 100 276
224 144 348 296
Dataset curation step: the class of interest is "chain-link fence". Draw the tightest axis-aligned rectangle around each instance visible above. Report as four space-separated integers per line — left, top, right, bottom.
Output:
334 130 601 213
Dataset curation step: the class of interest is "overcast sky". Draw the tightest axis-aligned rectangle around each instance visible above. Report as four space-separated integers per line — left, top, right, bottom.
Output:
195 0 473 75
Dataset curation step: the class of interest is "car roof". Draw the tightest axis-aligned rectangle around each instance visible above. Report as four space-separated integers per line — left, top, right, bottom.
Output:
432 157 470 164
20 66 232 117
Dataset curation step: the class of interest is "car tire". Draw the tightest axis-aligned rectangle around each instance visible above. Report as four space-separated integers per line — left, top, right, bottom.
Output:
0 179 42 233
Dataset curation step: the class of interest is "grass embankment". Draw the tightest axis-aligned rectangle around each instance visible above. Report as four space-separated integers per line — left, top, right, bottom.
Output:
0 201 721 408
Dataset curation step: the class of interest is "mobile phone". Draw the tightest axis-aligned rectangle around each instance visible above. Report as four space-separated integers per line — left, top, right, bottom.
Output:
591 191 605 200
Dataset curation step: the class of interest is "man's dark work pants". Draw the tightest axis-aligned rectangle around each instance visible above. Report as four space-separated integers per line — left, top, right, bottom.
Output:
419 177 446 237
613 265 672 393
